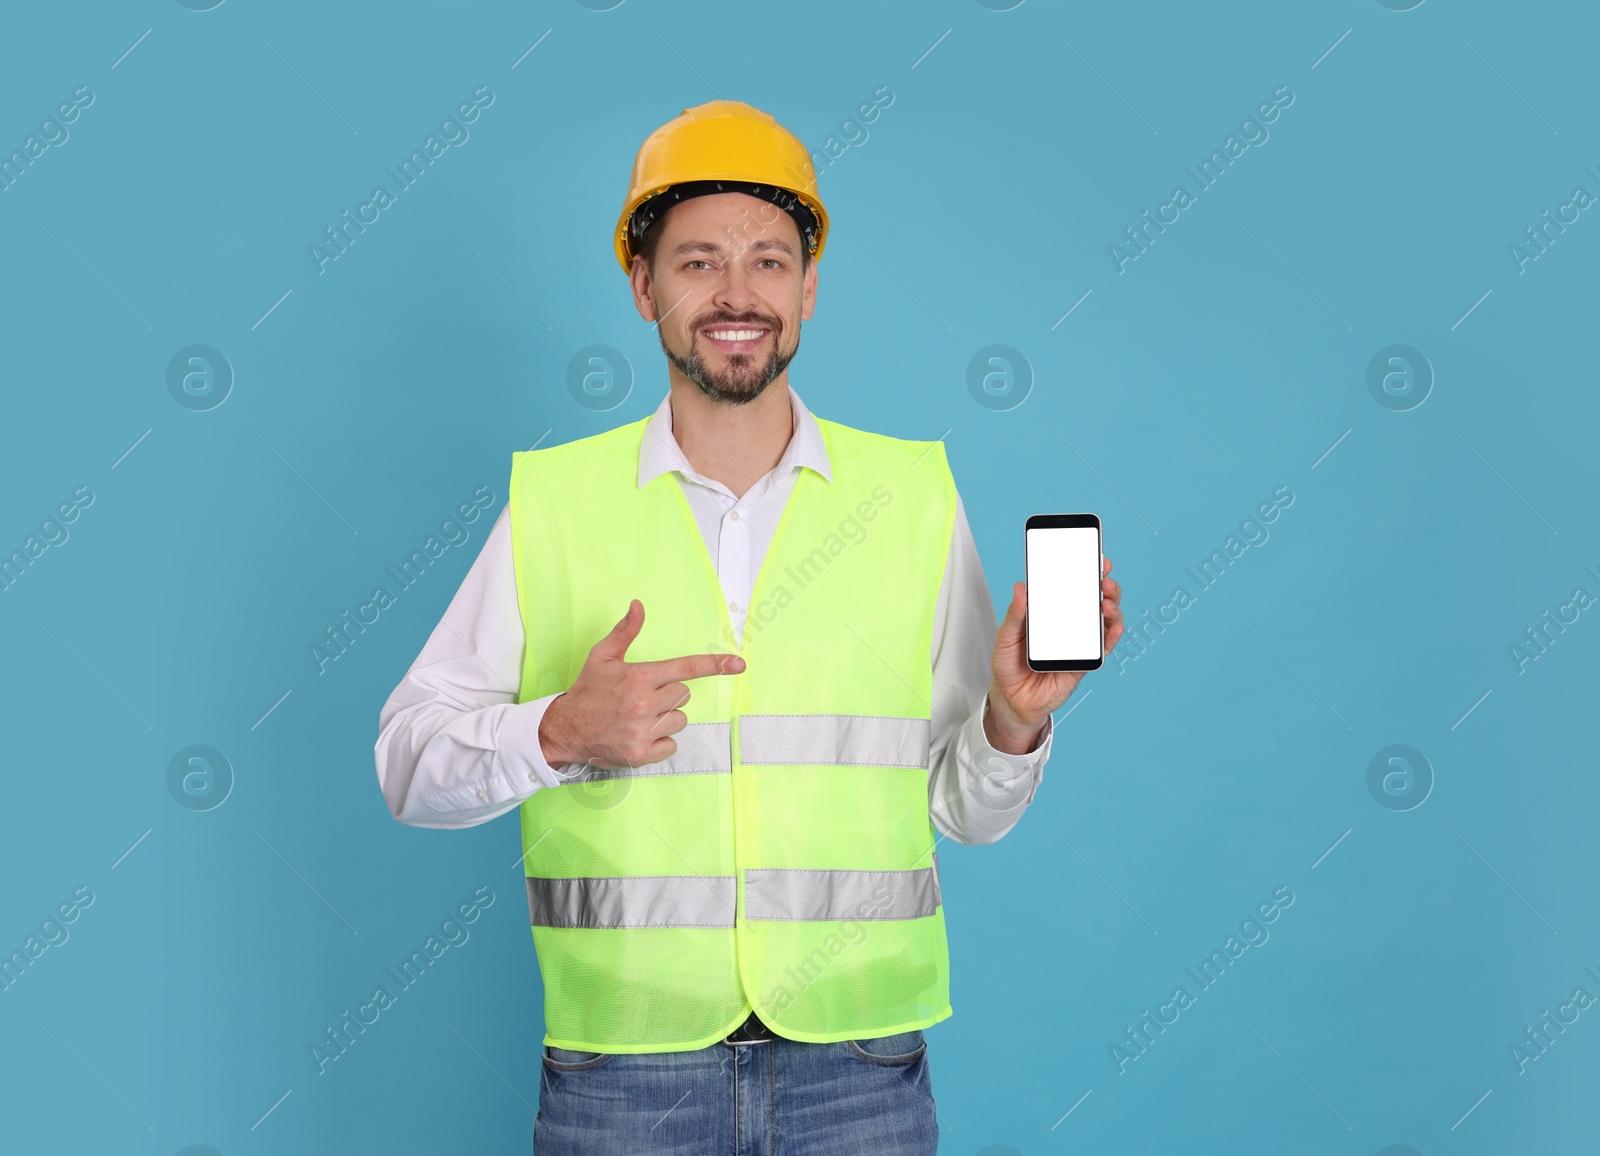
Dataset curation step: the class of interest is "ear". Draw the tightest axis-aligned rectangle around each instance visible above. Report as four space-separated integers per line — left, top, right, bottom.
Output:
630 254 657 322
800 254 818 322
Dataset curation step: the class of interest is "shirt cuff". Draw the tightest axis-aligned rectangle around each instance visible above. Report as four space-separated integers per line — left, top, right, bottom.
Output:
961 696 1050 812
924 697 1050 843
500 693 590 788
978 692 1054 763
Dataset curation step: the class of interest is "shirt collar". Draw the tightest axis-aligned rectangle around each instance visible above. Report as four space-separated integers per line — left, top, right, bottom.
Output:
637 385 832 490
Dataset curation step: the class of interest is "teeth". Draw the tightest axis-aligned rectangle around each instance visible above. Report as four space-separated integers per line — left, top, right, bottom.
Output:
706 329 764 341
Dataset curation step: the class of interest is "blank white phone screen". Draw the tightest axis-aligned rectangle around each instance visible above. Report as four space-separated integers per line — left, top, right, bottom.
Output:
1026 526 1102 661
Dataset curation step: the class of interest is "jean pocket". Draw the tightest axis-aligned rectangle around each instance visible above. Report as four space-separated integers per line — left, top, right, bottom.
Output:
845 1029 926 1066
541 1044 614 1071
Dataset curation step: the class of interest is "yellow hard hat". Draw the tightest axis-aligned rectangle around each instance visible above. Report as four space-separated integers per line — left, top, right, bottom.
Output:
614 100 829 274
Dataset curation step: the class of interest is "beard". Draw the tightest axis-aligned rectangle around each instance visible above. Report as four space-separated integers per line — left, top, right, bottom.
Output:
660 314 799 405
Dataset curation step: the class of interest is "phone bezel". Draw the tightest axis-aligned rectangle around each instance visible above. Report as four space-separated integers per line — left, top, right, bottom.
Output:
1024 512 1104 672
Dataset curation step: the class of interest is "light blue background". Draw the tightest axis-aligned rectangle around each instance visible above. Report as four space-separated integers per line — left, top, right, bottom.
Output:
1 1 1595 1153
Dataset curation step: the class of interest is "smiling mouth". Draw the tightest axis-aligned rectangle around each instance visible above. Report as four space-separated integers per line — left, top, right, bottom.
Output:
700 326 771 352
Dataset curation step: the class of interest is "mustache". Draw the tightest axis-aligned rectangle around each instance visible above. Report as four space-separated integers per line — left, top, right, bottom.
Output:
693 313 781 332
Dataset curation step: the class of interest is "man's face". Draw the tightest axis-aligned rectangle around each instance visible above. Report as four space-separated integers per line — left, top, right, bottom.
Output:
630 191 817 405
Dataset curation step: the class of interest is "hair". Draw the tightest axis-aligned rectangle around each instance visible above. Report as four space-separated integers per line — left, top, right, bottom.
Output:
635 200 813 275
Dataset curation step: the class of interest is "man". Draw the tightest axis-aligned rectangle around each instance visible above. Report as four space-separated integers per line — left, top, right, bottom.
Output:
375 100 1123 1155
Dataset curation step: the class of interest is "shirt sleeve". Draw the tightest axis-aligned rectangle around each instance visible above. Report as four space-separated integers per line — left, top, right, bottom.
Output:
927 494 1055 846
374 506 583 830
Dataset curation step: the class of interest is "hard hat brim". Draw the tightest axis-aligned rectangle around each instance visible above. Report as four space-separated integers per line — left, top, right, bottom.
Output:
619 179 824 272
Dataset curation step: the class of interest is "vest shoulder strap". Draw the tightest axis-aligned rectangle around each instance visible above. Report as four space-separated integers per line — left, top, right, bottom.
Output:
510 416 649 497
811 415 953 476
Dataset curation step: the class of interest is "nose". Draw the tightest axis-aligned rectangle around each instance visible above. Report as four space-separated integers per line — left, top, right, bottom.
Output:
711 259 759 315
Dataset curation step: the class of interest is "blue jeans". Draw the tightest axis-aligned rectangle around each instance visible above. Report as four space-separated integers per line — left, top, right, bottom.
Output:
532 1029 938 1155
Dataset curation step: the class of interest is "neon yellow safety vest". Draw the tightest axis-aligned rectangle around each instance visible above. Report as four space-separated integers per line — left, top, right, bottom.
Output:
508 412 957 1053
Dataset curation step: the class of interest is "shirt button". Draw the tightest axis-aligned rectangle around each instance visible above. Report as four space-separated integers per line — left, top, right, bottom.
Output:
476 789 487 801
528 772 537 782
729 510 741 522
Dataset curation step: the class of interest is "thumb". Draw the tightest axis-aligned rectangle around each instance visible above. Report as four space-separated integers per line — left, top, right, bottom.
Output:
593 599 644 661
999 581 1027 639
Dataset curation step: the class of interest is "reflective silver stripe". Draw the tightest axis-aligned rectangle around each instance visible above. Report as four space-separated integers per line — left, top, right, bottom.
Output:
527 875 736 929
743 867 941 922
561 722 732 781
738 715 930 768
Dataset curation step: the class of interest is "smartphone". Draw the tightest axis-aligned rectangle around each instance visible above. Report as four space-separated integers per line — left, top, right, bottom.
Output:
1025 513 1104 672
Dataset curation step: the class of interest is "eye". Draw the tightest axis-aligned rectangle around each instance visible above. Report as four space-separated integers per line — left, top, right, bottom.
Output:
757 258 783 270
685 259 712 271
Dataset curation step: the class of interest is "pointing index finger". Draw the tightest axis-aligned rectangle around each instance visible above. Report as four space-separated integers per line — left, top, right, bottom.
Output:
640 652 746 684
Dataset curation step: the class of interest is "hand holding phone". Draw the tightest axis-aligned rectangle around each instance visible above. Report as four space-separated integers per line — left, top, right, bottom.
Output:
983 514 1119 754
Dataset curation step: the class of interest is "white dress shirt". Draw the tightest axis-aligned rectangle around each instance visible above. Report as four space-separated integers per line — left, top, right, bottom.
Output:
374 386 1053 845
